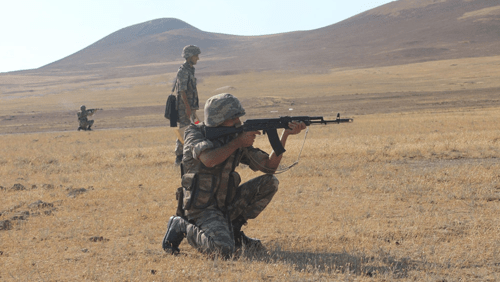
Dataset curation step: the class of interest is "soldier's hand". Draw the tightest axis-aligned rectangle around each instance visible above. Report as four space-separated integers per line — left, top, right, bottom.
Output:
235 131 261 148
285 121 306 136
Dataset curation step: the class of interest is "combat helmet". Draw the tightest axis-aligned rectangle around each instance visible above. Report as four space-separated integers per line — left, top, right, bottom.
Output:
80 105 86 111
182 45 201 59
204 93 245 127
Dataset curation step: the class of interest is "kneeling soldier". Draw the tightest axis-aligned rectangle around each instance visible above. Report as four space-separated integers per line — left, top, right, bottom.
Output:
77 105 100 131
162 93 306 258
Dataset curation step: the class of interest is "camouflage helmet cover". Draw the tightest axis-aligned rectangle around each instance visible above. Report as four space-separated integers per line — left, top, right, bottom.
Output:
80 105 86 110
182 45 201 59
204 93 246 127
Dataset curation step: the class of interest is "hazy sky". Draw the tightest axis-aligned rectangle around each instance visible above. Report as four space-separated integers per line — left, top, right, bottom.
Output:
0 0 394 73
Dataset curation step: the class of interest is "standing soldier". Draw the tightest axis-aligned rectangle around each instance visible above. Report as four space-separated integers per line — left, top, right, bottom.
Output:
77 105 100 131
162 93 306 258
174 45 201 165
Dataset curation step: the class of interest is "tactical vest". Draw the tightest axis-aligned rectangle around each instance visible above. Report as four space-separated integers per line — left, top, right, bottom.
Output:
181 129 242 215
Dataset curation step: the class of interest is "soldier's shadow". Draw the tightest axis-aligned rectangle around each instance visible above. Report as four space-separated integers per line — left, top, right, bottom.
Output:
242 246 421 278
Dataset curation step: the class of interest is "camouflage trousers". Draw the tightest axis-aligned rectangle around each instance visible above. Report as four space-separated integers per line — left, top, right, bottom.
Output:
185 174 279 256
175 104 197 156
79 119 94 129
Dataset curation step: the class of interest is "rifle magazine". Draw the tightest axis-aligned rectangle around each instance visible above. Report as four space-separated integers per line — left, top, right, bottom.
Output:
246 127 309 175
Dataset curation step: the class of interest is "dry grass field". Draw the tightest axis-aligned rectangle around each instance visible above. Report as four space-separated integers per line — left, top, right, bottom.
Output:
2 55 500 134
1 56 500 281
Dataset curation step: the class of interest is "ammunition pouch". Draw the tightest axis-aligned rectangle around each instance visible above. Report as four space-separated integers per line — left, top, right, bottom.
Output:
181 172 216 210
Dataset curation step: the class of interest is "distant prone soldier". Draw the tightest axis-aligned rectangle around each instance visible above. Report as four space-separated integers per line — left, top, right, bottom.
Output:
77 105 101 131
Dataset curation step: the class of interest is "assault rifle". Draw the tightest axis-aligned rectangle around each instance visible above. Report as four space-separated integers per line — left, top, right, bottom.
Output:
204 114 353 156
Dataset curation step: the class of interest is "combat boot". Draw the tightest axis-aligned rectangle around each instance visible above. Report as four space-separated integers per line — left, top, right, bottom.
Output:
240 231 263 249
232 216 263 250
162 216 187 254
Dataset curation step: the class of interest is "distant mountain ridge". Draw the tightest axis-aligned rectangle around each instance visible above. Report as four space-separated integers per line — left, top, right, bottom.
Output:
35 0 500 78
92 18 196 47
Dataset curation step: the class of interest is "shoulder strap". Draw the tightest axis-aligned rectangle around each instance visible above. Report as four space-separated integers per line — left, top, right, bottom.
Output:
171 79 177 93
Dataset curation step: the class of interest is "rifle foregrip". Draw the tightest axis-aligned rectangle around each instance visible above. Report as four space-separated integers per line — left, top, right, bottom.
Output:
266 128 286 156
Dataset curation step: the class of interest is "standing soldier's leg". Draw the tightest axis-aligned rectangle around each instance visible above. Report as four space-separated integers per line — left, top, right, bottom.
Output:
175 138 184 164
175 104 197 166
175 102 190 165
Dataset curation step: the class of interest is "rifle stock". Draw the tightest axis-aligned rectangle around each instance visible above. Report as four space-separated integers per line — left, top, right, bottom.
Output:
204 114 353 156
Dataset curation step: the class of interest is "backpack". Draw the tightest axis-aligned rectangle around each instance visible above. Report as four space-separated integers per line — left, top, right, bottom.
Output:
164 82 178 127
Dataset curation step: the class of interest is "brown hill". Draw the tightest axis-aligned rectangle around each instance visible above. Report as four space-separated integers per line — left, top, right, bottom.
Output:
21 0 500 78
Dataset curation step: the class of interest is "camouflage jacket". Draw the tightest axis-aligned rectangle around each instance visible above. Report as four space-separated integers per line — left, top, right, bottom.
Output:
181 123 270 219
176 62 199 110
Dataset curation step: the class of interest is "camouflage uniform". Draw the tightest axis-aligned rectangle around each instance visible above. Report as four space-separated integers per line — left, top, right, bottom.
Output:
174 46 200 157
163 94 279 257
77 105 95 130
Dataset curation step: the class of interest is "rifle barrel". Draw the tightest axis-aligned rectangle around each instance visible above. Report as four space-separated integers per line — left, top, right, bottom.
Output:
309 118 353 124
